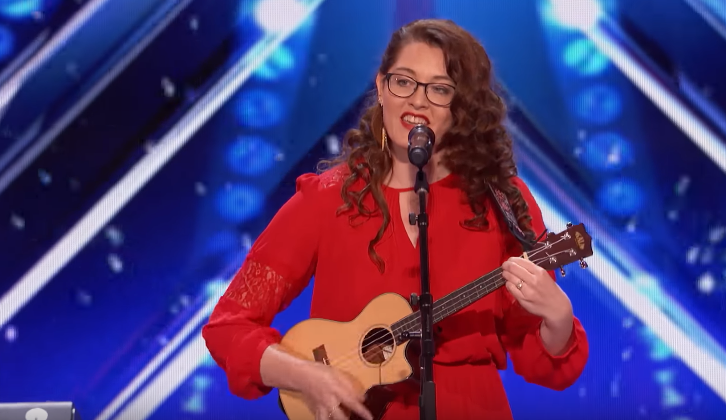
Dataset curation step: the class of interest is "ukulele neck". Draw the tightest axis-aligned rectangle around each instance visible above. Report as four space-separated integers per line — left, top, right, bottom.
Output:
390 267 507 344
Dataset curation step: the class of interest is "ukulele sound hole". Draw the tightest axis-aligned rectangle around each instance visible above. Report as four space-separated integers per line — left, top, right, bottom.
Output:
361 327 395 365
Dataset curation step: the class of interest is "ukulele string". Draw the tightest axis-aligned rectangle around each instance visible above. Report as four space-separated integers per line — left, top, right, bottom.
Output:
376 249 571 355
392 246 569 329
326 252 563 374
323 244 569 373
343 237 568 365
384 237 570 345
407 235 573 325
324 245 572 373
394 248 573 335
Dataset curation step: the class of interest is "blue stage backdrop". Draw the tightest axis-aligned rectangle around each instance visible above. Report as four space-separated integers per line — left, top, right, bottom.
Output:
0 1 724 420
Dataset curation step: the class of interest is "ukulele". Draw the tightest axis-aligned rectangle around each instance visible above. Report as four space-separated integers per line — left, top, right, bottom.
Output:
277 222 593 420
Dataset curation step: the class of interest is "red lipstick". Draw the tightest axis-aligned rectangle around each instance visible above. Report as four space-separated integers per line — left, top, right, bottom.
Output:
400 112 430 131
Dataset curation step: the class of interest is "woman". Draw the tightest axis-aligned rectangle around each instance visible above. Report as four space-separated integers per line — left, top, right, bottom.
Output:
202 19 589 420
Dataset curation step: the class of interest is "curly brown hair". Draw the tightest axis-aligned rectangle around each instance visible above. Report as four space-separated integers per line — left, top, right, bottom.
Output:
319 19 534 273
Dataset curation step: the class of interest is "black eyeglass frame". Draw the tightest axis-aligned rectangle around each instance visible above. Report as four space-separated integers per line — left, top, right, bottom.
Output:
384 73 456 106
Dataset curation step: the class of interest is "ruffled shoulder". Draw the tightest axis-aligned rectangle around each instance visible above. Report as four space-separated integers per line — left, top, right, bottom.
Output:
318 163 351 189
287 164 351 215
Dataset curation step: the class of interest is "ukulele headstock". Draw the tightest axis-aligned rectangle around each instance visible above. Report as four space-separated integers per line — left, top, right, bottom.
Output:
529 222 593 274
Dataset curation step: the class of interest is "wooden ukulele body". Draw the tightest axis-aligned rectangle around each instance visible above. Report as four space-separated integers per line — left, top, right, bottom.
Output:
278 293 416 420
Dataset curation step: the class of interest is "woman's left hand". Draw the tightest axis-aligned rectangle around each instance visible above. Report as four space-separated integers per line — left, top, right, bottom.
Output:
501 257 573 324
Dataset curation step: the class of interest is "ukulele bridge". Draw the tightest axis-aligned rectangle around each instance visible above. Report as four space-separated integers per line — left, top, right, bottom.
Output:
312 345 331 365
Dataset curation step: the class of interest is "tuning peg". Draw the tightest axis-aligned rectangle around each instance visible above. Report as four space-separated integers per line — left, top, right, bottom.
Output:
559 267 566 277
579 258 588 269
566 222 573 228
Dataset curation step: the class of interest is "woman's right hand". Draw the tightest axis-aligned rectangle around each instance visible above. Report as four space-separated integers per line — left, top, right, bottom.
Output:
297 362 374 420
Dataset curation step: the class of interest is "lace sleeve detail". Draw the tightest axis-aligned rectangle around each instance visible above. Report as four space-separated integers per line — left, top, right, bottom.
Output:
223 259 293 321
318 165 347 189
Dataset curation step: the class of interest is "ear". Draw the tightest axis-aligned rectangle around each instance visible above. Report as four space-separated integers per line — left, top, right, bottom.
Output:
375 73 385 103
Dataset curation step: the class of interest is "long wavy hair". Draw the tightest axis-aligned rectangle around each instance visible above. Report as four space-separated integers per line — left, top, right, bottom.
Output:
319 19 534 273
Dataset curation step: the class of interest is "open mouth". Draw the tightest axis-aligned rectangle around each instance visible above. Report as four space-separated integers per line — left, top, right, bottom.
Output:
401 113 430 126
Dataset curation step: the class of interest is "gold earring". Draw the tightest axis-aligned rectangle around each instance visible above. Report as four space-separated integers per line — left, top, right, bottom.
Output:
381 126 388 151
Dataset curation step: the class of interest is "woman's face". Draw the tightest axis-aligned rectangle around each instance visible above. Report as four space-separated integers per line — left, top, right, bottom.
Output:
376 41 455 154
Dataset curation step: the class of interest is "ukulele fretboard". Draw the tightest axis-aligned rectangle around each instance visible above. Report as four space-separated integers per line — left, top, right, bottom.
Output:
390 268 506 344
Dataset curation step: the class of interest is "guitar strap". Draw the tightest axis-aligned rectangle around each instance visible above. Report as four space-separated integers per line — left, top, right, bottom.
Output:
487 182 535 252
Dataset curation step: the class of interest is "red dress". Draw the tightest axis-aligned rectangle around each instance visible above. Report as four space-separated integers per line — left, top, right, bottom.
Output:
202 166 589 420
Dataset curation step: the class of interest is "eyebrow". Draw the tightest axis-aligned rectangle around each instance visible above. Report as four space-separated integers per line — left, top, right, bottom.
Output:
391 66 454 83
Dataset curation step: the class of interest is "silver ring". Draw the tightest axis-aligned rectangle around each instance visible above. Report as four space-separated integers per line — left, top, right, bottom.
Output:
516 281 524 290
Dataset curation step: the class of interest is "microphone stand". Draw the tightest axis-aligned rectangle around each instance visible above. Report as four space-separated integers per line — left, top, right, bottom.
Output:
409 167 437 420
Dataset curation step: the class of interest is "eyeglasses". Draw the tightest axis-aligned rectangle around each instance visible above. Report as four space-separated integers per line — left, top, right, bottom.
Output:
385 73 456 106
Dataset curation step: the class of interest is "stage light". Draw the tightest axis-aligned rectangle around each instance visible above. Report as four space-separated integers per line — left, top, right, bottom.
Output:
215 183 264 223
640 327 672 361
227 135 279 176
255 44 295 80
662 386 685 408
580 132 634 171
254 0 309 33
4 325 17 342
193 374 212 390
709 226 725 243
235 89 285 128
104 225 124 247
182 374 211 414
182 393 204 414
203 278 228 299
107 253 123 273
0 25 14 60
654 369 675 385
697 272 716 295
562 38 609 76
596 178 644 217
0 0 42 19
574 84 622 125
580 16 726 174
543 0 603 30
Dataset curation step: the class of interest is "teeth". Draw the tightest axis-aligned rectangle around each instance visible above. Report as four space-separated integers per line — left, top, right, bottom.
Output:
403 115 428 125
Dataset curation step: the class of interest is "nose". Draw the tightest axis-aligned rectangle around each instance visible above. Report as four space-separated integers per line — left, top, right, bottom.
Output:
408 84 429 109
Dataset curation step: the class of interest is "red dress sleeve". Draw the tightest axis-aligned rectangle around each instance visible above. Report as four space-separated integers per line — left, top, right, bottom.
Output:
201 173 322 400
496 177 589 391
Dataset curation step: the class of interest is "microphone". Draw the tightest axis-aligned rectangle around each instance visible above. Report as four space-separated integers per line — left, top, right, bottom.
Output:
407 124 435 169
